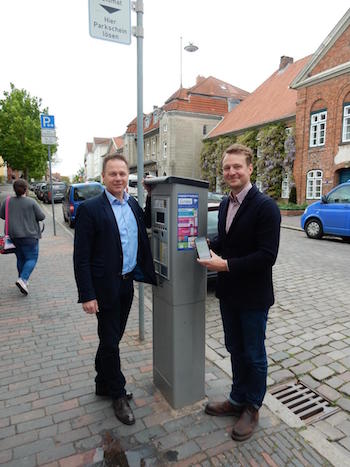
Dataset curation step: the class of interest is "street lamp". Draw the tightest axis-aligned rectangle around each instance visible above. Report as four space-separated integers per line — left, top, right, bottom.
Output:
180 36 199 88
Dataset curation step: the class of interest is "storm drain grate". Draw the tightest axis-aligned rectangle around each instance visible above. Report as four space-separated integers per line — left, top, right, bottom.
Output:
270 380 340 424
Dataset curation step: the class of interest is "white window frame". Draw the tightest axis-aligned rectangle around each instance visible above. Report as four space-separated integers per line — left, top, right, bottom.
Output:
306 170 323 199
281 173 290 199
255 179 263 192
342 104 350 143
163 141 167 159
163 123 168 133
145 116 150 128
310 110 327 147
152 139 156 157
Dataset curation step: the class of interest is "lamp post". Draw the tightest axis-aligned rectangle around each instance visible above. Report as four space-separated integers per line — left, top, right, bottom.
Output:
180 36 199 88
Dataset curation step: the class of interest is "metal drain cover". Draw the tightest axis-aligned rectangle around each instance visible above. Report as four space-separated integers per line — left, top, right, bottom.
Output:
270 380 340 424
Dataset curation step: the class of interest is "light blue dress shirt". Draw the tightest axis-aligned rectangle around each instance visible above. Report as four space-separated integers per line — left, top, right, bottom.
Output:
105 189 138 274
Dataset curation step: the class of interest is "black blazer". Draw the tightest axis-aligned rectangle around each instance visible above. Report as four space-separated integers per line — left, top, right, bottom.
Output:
73 192 156 308
211 185 281 310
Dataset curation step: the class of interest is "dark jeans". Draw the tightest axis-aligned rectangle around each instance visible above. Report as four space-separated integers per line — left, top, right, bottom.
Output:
220 299 269 409
95 278 134 399
13 238 39 281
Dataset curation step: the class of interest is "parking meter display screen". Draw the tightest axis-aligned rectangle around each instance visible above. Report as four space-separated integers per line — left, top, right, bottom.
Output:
156 211 165 224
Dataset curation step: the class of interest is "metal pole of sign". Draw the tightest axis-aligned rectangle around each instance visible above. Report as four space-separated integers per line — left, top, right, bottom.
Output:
47 145 57 236
134 0 145 341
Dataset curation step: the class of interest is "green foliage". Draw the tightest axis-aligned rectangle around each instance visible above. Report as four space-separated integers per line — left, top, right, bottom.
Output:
236 129 258 183
200 124 296 199
277 201 307 210
256 123 286 199
200 135 236 191
0 83 57 180
72 167 85 183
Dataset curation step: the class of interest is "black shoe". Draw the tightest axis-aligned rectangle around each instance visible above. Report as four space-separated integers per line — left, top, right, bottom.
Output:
113 396 135 425
95 383 133 400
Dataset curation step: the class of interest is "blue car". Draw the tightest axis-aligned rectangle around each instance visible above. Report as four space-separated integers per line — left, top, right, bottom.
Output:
301 180 350 242
62 182 104 228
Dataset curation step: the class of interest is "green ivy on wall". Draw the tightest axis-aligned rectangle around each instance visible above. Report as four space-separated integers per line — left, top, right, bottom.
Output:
200 123 296 200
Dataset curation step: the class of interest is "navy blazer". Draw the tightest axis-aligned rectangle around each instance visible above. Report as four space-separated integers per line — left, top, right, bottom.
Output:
73 191 156 308
211 185 281 310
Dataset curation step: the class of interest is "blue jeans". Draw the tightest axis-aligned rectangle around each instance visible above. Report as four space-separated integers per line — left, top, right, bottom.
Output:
13 239 39 282
220 299 269 409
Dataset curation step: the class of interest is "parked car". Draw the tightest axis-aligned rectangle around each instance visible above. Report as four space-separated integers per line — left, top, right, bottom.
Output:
301 180 350 242
43 182 67 204
62 182 104 228
36 183 47 201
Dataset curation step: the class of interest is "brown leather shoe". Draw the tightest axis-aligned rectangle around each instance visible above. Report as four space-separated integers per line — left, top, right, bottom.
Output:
205 400 245 417
231 405 259 441
113 396 135 425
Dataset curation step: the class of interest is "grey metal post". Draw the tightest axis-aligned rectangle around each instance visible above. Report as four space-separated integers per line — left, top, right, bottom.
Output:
47 145 56 236
134 0 144 340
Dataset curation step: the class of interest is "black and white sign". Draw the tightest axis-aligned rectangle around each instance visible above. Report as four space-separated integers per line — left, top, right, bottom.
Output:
88 0 131 45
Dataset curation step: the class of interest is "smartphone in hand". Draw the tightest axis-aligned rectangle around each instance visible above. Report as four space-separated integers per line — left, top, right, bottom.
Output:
194 236 211 260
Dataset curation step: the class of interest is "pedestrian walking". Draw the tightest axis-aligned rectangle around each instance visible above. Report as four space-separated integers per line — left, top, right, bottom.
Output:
197 143 281 441
0 179 45 295
73 153 156 425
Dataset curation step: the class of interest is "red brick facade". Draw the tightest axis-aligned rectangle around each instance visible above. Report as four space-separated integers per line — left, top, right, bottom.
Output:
293 17 350 203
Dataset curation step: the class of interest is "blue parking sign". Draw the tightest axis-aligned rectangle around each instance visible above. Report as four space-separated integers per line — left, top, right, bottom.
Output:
40 114 55 129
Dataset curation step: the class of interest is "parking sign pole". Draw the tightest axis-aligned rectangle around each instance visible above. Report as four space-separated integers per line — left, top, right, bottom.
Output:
134 0 145 341
47 145 57 236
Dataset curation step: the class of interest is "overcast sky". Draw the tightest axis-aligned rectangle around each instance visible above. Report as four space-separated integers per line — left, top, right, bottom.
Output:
0 1 349 177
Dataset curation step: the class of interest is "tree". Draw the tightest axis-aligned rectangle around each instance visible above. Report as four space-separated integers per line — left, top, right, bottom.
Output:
72 167 85 183
0 83 57 180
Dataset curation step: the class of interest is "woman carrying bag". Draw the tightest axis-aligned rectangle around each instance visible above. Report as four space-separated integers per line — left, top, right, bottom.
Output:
0 179 45 295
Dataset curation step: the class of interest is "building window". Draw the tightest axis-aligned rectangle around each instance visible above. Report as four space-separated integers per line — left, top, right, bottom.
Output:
163 141 167 159
306 170 323 199
255 179 262 192
281 173 290 199
145 116 150 128
146 141 150 159
163 123 168 133
310 110 327 147
152 139 156 157
342 104 350 143
203 125 207 135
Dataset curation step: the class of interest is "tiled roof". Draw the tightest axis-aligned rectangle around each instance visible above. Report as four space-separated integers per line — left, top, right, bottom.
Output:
208 56 312 139
113 136 124 149
189 76 250 100
126 76 250 134
93 137 110 145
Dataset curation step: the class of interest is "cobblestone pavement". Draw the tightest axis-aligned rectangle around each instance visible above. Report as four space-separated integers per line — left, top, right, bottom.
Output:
0 185 348 466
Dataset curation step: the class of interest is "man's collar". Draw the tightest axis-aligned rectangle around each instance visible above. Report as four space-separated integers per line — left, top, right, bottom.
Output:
105 188 129 204
230 182 252 204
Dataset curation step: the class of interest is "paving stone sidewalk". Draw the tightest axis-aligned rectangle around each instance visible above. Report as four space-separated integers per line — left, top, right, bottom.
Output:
0 191 346 466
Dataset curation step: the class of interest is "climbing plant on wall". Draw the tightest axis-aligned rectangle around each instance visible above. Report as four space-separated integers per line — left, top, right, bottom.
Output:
256 123 287 199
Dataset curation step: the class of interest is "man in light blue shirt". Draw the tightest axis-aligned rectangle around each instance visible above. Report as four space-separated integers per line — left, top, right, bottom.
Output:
73 154 156 426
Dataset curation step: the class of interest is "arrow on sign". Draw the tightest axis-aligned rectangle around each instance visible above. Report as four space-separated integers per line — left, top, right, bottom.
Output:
100 4 120 14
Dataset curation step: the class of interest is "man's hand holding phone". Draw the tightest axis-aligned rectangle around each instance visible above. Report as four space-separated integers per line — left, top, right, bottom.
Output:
195 236 229 272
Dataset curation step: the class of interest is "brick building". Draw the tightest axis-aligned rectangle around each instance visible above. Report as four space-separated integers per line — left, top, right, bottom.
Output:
291 8 350 203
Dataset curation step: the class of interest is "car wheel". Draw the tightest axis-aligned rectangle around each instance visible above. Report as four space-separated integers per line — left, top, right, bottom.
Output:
305 218 323 239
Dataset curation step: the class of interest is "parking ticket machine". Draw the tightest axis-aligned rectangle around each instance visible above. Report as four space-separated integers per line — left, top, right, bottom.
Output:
145 176 209 409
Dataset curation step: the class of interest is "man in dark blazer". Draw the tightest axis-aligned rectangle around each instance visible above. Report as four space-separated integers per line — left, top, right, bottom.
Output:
73 154 156 425
198 143 281 441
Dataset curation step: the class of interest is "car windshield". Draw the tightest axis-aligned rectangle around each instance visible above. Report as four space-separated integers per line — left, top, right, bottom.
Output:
73 185 103 201
207 209 219 236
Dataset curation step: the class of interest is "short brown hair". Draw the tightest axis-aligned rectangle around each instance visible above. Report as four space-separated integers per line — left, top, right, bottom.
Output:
223 143 253 166
13 179 28 197
102 153 129 174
